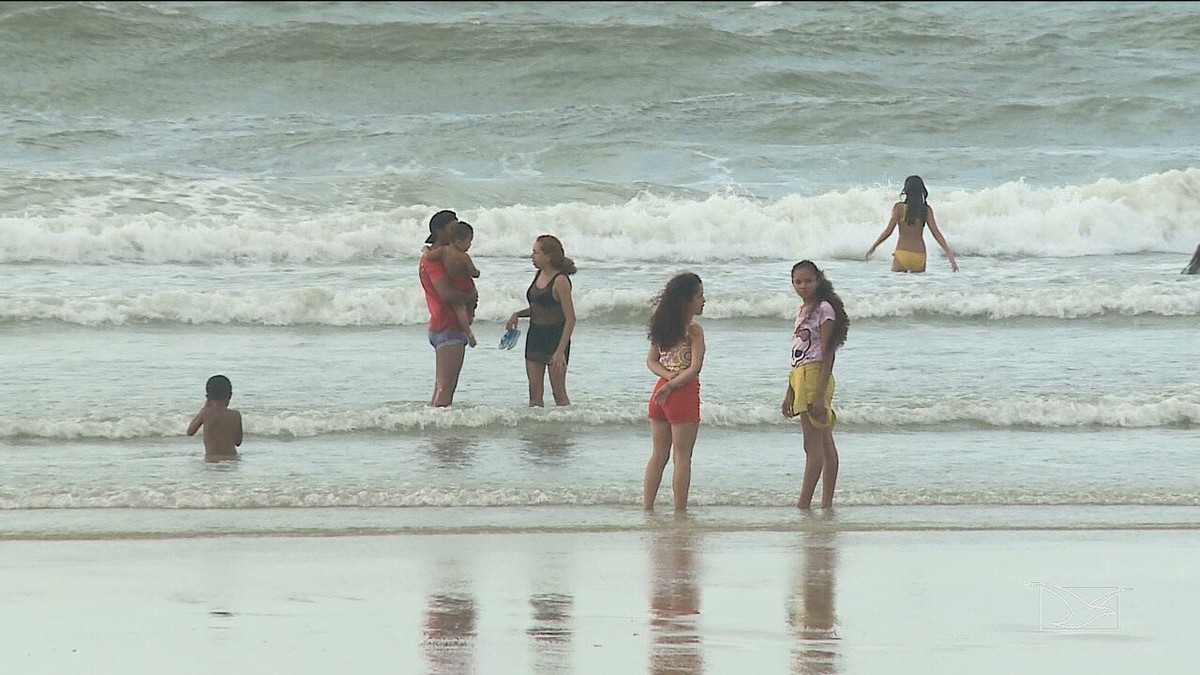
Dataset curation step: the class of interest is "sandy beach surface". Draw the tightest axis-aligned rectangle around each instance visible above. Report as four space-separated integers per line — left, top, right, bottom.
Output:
3 522 1196 675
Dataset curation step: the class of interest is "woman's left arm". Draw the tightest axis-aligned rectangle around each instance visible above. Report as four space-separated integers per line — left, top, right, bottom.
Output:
926 205 959 272
549 276 576 371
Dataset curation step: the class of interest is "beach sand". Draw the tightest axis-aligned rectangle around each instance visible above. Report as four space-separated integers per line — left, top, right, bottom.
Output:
2 523 1196 675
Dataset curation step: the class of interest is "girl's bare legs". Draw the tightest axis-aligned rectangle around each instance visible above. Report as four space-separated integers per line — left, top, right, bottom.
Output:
526 360 546 407
669 422 699 512
797 415 826 509
643 420 673 510
820 429 839 508
548 361 571 406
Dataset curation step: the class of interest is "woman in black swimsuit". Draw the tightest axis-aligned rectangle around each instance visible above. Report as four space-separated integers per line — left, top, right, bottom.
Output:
506 235 578 406
1184 242 1200 275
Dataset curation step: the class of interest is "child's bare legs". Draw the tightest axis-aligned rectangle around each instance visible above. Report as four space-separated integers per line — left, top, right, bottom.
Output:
643 420 673 510
526 361 546 407
548 361 571 406
797 415 827 510
669 422 699 512
454 306 476 347
820 429 839 508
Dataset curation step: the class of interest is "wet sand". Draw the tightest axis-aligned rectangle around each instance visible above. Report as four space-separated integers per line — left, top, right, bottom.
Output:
2 525 1196 674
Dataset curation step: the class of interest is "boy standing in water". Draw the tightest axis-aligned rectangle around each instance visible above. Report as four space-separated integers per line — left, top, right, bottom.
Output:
187 374 243 461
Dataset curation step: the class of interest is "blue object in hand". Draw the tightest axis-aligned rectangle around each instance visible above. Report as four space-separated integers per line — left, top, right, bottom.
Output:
499 328 521 350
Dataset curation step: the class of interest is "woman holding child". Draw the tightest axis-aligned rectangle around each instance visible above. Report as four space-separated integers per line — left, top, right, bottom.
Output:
506 235 578 407
418 210 477 407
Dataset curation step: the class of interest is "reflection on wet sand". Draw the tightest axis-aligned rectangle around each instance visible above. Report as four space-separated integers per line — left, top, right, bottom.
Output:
649 517 703 675
788 529 840 674
518 426 577 466
422 572 478 675
527 591 574 674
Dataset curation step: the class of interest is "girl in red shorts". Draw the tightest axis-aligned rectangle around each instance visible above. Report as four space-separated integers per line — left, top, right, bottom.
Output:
642 272 706 512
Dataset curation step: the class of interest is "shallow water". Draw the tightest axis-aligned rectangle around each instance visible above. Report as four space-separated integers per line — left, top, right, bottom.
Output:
2 2 1198 541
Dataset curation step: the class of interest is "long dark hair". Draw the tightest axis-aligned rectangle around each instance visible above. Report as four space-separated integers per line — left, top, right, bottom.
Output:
648 272 702 350
791 261 849 350
536 234 578 275
901 175 928 227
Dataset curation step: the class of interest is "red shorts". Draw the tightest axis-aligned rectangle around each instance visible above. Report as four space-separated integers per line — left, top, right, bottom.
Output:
647 377 701 424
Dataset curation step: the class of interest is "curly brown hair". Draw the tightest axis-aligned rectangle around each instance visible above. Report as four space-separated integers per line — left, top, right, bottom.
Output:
648 272 702 350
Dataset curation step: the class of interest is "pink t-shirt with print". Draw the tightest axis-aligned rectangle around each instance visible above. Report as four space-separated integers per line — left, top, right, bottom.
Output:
790 301 835 367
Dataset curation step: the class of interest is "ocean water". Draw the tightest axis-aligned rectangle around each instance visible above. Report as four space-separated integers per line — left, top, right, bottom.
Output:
2 1 1199 541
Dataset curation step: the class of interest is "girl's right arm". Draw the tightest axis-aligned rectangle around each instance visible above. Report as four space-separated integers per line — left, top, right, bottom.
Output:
782 383 796 418
506 307 531 330
866 202 902 260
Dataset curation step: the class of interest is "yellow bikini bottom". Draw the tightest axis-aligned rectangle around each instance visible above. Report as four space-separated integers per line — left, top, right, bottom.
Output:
893 250 927 272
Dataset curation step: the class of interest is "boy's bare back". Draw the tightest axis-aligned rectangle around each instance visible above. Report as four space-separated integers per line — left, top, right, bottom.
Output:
188 401 243 460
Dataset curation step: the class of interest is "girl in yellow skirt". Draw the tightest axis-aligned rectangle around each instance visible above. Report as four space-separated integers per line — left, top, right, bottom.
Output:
782 261 850 509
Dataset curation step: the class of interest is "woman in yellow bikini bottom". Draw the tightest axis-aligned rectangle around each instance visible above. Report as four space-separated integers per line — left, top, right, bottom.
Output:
892 249 926 273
